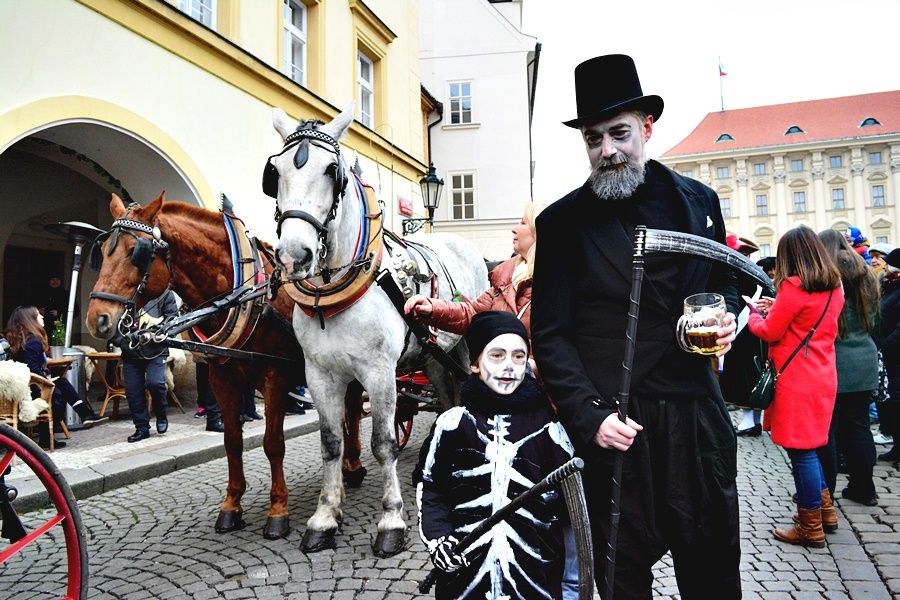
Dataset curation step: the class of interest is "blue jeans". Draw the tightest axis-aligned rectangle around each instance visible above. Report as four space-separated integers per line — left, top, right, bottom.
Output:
562 525 578 599
123 356 168 431
785 448 826 509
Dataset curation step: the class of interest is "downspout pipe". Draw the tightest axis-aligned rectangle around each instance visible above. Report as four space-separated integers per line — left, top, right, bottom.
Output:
527 42 542 202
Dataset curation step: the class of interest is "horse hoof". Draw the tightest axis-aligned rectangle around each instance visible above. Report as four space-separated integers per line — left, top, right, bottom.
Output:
214 510 245 533
300 528 338 553
372 529 407 558
263 515 291 540
343 466 368 488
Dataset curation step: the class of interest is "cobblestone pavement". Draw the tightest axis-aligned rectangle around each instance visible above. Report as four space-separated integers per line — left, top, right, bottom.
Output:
3 410 899 599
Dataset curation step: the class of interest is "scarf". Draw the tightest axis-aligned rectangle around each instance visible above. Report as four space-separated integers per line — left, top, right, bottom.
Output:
460 373 546 415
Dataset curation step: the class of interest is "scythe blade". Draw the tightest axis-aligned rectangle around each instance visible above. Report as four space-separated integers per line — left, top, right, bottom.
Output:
644 228 775 294
560 470 594 600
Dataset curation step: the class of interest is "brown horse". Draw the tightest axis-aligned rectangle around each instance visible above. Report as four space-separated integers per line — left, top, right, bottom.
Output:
85 192 367 539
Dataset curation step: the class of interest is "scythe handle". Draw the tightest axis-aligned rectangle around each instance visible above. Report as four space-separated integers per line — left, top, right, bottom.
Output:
419 457 585 594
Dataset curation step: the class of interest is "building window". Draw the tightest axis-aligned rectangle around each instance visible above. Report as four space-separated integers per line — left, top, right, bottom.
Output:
283 0 307 86
759 243 772 258
832 188 845 210
720 197 731 218
755 194 768 216
179 0 215 27
876 236 889 244
860 117 881 127
829 155 843 168
754 163 766 176
872 185 885 207
681 170 693 178
715 133 734 142
793 191 807 213
870 151 882 164
716 166 729 179
791 159 804 172
785 125 805 135
449 82 472 125
451 173 475 220
357 52 375 128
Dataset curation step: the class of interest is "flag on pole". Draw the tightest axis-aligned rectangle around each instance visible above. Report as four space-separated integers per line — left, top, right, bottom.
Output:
719 61 727 77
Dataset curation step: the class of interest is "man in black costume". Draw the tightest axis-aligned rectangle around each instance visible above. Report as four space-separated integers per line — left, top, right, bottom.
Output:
531 54 741 599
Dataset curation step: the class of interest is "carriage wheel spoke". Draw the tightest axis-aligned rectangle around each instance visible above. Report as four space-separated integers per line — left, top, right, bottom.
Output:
0 513 65 564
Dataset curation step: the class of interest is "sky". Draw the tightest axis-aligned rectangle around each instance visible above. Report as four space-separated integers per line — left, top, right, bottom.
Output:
521 0 900 204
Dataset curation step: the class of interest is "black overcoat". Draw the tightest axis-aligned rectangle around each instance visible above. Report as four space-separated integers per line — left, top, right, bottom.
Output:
532 161 739 453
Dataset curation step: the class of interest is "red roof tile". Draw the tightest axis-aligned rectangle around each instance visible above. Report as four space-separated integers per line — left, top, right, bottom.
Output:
662 90 900 158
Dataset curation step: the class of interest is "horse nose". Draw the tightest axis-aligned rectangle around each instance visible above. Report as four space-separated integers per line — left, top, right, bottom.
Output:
277 246 313 275
96 313 111 337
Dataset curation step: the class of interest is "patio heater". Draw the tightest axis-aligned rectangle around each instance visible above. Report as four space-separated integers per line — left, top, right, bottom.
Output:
44 221 105 348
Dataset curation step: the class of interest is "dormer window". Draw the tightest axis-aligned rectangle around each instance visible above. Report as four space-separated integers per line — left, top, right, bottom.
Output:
715 133 734 142
785 125 804 135
860 117 881 127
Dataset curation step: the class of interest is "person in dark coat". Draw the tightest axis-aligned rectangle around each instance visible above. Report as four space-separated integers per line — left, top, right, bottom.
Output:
878 249 900 464
114 289 179 443
531 54 740 599
415 312 573 600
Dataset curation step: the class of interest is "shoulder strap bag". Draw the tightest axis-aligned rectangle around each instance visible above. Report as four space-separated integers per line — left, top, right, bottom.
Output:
745 289 834 410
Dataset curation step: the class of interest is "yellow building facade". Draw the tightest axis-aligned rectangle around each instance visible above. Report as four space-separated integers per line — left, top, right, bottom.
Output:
0 0 430 336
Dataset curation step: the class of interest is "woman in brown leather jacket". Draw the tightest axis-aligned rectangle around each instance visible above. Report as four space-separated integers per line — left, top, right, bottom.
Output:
404 202 538 337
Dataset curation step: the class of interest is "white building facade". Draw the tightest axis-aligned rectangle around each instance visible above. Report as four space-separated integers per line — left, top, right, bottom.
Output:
420 0 539 260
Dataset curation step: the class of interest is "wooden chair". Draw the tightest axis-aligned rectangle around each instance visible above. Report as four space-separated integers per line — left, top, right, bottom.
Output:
0 373 60 450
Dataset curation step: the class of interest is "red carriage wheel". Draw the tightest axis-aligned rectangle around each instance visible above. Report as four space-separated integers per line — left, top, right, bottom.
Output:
0 423 88 599
395 417 414 450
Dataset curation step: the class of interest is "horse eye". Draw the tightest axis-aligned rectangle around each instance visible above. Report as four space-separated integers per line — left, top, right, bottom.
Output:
325 163 338 179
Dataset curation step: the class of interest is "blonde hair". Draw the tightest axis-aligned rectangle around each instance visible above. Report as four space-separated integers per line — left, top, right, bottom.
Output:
511 202 541 288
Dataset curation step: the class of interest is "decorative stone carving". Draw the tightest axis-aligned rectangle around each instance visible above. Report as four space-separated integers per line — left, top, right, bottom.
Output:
851 164 865 176
774 170 786 182
891 160 900 173
736 174 748 186
812 166 825 179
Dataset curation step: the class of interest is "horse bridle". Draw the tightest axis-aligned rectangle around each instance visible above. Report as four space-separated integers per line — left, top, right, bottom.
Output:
262 125 348 272
88 207 171 335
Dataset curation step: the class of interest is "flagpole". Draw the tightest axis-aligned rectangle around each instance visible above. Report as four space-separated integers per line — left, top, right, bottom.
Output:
719 56 724 111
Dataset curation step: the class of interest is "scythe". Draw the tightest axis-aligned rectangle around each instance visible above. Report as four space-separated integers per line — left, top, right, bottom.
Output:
603 226 774 599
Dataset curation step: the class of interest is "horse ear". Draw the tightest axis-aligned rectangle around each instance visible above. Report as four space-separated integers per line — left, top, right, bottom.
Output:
142 192 165 222
272 107 295 140
322 102 354 141
110 194 127 218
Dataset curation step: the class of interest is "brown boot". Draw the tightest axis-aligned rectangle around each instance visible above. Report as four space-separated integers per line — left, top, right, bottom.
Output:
792 490 838 533
775 507 826 548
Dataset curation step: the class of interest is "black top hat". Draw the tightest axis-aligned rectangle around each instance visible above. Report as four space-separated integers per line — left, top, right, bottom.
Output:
564 54 664 128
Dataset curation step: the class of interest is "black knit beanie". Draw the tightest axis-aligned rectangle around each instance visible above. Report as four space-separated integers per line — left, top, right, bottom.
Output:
466 311 529 365
886 248 900 270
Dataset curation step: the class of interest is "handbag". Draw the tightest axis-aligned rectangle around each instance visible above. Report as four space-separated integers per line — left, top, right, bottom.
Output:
744 289 834 410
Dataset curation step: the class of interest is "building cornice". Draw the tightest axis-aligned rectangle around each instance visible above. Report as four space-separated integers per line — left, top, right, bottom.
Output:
661 132 900 163
348 0 397 46
74 0 426 181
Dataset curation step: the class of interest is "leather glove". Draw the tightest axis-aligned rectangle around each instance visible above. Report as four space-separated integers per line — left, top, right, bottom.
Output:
429 535 469 573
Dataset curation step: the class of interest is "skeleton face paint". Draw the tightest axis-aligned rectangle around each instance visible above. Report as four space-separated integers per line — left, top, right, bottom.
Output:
477 333 528 395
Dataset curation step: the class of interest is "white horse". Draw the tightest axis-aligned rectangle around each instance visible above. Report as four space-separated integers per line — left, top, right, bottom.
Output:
268 105 489 557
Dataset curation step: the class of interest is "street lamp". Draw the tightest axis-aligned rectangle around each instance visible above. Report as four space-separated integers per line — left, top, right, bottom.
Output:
403 163 444 235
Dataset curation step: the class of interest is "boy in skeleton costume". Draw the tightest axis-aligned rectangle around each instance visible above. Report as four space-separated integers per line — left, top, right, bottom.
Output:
415 311 574 599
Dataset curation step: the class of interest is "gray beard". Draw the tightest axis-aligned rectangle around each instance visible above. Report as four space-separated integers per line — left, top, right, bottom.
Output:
588 155 647 201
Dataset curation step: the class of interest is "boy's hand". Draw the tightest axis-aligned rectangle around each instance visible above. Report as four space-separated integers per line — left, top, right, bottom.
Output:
429 535 469 573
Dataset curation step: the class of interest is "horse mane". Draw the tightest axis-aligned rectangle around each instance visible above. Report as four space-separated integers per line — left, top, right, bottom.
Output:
297 119 324 131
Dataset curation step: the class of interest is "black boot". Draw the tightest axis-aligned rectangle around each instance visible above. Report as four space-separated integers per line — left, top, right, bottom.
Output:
206 418 225 433
127 429 150 443
73 402 108 427
37 423 65 449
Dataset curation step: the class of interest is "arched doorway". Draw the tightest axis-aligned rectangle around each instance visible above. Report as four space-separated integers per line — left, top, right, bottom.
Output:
0 121 201 345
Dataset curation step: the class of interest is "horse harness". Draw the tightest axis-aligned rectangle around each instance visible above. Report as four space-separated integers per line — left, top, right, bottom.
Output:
263 123 348 283
89 205 172 335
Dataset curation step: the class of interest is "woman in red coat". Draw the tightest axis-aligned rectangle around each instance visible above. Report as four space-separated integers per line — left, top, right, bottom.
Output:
747 226 844 548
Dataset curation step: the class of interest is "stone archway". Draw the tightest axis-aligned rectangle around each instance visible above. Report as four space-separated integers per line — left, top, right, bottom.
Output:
0 120 202 344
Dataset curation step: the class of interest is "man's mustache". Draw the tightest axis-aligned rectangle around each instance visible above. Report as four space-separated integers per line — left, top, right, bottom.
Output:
596 155 628 170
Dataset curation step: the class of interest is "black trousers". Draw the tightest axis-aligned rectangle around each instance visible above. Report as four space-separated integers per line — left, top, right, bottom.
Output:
820 391 876 498
195 362 222 421
583 394 741 600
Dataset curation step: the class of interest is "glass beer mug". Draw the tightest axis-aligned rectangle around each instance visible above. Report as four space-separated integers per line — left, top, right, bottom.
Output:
676 293 726 355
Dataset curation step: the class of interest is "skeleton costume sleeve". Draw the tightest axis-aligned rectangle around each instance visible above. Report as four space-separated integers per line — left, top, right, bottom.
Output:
415 377 574 600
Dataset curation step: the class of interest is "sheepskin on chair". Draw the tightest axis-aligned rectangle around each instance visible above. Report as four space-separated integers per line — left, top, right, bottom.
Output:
73 345 98 391
0 361 49 423
167 348 186 395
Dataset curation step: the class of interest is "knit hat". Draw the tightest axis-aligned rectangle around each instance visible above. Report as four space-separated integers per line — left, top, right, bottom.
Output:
466 311 529 364
870 242 895 257
885 249 900 270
